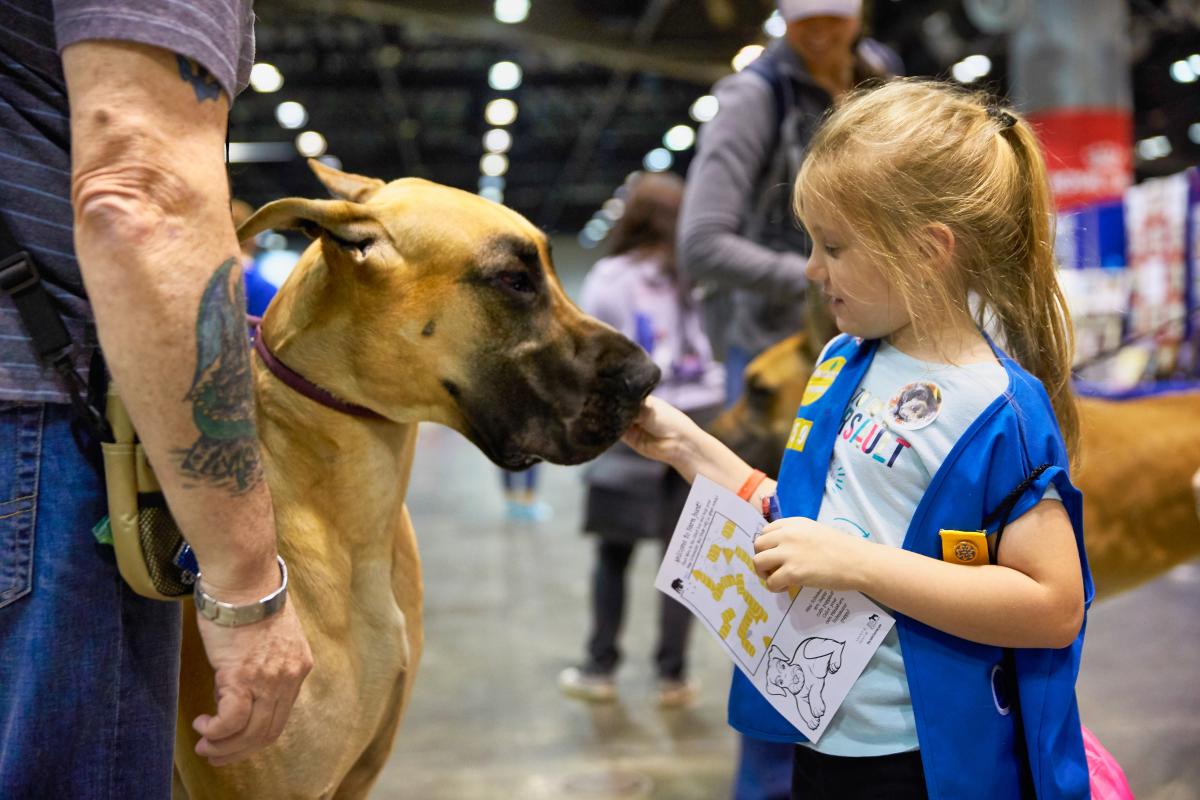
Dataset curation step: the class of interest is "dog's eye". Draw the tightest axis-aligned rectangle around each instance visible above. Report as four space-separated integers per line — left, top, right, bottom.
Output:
496 271 535 295
325 230 374 256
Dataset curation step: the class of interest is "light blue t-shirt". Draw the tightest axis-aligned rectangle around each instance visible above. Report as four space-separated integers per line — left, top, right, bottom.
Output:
806 340 1011 757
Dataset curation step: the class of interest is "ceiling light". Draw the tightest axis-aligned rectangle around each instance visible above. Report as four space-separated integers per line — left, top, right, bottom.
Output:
1135 135 1171 160
763 11 786 38
1189 123 1200 145
317 154 343 170
295 130 327 157
962 54 991 78
1170 60 1197 83
483 128 513 154
1189 54 1200 73
690 94 719 123
275 100 308 129
952 54 992 83
494 0 529 24
578 231 600 249
480 153 509 176
484 98 518 126
663 124 696 151
584 219 609 239
488 61 523 91
479 186 504 203
227 142 295 163
643 147 673 172
602 197 625 219
732 45 764 72
249 62 283 93
478 175 506 190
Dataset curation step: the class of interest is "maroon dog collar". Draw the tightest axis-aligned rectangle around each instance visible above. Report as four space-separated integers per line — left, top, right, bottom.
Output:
252 323 387 421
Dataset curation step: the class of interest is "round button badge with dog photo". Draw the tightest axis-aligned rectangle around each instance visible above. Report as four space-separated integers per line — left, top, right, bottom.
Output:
886 381 943 430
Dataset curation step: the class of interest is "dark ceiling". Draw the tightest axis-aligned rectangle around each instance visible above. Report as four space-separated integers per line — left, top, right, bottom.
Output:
229 0 1200 237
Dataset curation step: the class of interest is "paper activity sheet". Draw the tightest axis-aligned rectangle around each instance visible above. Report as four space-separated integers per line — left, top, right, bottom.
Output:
655 475 894 742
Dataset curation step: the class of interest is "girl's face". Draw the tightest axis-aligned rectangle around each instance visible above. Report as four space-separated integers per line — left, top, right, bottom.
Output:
802 203 913 343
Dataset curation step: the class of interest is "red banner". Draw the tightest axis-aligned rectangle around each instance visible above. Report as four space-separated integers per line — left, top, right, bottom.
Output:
1026 108 1133 212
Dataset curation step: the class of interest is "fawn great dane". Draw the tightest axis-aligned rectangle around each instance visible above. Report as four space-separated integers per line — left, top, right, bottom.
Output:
172 161 658 799
709 333 1200 601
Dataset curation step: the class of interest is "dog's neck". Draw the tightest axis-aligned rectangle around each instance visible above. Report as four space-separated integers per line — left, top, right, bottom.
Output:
254 250 419 555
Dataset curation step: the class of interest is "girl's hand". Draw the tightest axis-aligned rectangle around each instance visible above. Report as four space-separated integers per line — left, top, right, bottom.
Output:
752 518 868 593
621 396 702 469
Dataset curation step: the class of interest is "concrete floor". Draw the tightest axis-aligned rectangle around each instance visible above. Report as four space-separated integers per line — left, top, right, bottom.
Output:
369 423 1200 800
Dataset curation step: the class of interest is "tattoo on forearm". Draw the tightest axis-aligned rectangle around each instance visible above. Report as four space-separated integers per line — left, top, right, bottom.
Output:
176 258 261 493
176 55 221 102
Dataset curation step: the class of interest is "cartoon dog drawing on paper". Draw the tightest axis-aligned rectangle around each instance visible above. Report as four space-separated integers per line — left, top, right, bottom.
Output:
765 638 846 730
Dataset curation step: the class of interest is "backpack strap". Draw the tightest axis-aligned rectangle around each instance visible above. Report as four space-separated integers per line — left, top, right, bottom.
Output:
0 213 111 440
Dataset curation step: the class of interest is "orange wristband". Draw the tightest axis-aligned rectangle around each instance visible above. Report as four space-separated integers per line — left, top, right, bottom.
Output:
737 469 767 502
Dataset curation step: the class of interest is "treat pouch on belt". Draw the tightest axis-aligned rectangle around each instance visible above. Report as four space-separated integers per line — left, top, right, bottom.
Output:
727 334 1095 799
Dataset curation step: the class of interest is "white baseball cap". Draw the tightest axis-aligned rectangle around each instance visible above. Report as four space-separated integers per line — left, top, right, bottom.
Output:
776 0 862 21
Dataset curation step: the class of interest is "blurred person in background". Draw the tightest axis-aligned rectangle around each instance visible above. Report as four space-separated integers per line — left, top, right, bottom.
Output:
677 1 897 796
558 172 724 707
500 465 552 522
231 198 277 318
679 0 898 405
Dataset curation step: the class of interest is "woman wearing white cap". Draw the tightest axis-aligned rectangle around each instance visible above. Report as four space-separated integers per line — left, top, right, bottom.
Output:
676 2 898 799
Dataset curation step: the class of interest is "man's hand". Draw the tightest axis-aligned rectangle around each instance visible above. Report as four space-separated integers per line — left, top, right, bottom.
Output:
192 594 313 766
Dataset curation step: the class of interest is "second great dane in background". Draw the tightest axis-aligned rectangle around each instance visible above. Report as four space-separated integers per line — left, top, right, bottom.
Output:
709 334 1200 601
173 161 659 799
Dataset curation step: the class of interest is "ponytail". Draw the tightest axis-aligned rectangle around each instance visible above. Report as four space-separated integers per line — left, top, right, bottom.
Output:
983 121 1079 464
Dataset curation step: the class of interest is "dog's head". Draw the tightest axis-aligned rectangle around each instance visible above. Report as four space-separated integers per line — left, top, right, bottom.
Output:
765 644 804 697
707 333 821 476
239 161 659 468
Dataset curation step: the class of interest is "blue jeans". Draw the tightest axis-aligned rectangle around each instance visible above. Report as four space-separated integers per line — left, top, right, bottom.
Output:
0 402 181 799
724 345 754 407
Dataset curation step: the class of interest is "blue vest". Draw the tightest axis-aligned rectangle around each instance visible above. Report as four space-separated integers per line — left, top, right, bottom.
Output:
727 335 1094 799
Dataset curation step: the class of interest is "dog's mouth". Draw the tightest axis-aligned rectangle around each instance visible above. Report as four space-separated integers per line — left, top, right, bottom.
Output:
456 371 655 469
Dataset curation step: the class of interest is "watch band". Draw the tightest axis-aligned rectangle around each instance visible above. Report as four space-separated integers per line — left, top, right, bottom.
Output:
194 555 288 627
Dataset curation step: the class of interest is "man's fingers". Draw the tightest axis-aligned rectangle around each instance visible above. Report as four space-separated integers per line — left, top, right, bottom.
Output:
194 685 252 743
197 694 279 763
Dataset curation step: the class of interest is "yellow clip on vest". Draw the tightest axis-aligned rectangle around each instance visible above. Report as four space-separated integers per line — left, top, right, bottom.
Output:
939 529 990 566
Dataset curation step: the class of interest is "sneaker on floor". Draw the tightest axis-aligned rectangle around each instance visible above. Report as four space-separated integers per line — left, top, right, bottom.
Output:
506 500 553 523
558 666 616 702
657 677 699 708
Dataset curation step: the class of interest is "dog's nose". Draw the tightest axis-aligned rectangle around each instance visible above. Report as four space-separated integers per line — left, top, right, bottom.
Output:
622 358 661 401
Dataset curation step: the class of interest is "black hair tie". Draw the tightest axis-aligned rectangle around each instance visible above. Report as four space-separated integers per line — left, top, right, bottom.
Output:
987 105 1017 130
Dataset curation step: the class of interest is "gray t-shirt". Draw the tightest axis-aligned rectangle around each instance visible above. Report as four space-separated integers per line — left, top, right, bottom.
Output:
807 341 1011 756
0 0 254 403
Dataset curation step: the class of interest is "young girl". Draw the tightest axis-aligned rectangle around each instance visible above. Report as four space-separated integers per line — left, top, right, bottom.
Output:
624 79 1093 799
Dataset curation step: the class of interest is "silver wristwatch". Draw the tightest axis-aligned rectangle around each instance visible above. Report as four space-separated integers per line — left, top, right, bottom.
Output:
194 555 288 627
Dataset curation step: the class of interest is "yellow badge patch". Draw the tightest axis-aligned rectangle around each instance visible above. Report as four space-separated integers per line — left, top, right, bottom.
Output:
800 356 846 406
939 529 990 566
786 418 813 452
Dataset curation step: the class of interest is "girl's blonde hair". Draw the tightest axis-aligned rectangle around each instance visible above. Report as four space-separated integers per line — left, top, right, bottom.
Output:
795 78 1079 461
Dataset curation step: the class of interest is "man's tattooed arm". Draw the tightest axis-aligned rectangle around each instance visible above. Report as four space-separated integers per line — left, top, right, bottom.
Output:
176 55 221 102
176 258 262 493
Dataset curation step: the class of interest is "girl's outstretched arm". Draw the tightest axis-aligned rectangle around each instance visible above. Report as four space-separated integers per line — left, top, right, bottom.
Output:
753 499 1084 649
623 396 777 507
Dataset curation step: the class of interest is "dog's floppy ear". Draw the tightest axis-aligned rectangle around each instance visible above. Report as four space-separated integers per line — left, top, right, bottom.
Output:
308 158 385 203
237 198 385 262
